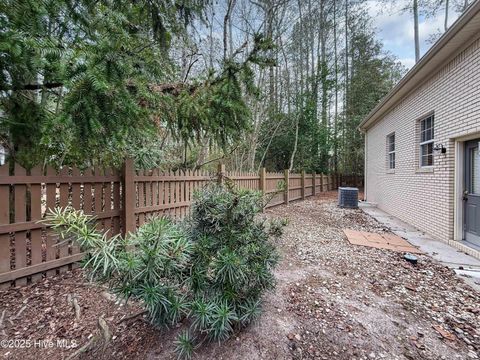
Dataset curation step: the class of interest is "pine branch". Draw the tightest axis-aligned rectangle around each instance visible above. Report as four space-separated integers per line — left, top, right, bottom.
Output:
1 82 64 91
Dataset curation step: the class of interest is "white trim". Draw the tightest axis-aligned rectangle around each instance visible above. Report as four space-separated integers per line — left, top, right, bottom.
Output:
387 132 395 170
419 139 434 146
364 134 368 200
419 140 435 167
450 130 480 142
419 115 435 167
453 132 480 242
454 140 464 241
359 1 480 131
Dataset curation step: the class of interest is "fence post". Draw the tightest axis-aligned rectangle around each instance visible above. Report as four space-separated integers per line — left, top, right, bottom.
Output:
122 158 135 237
217 163 226 185
259 167 266 212
259 167 266 194
312 172 316 196
301 170 305 199
284 169 290 205
320 172 324 192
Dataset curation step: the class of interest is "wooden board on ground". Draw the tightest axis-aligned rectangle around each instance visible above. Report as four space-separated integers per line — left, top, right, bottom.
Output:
343 229 423 254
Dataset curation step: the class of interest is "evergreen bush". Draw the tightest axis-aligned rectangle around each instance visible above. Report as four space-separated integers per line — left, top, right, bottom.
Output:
183 184 280 344
45 183 282 358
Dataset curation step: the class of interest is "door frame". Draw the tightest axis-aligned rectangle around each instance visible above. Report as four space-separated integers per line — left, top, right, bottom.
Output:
454 133 480 241
464 139 480 244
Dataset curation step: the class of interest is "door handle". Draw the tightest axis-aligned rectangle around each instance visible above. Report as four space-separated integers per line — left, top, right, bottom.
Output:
463 190 468 201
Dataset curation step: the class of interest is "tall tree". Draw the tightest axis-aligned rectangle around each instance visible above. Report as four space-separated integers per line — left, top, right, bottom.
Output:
414 0 420 62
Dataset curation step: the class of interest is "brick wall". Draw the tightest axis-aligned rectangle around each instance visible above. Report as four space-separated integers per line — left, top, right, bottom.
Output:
365 36 480 242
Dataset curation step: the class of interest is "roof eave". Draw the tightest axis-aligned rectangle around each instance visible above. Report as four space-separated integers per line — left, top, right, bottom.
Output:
359 0 480 132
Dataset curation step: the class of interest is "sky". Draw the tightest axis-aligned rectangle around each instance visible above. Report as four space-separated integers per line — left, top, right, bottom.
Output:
366 0 464 70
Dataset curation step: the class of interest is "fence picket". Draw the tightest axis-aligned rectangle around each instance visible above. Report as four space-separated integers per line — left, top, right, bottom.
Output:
83 168 93 215
58 167 70 273
104 168 113 238
145 169 152 220
94 167 103 232
175 171 180 219
30 166 43 282
138 169 145 226
45 166 57 277
14 164 28 286
152 169 158 210
0 164 10 289
113 171 121 236
70 168 81 267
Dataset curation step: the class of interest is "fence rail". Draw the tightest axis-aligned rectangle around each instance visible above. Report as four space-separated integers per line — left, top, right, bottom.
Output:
0 159 362 287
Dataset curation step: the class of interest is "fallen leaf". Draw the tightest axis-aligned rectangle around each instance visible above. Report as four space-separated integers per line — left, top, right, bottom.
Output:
405 284 417 292
432 325 456 341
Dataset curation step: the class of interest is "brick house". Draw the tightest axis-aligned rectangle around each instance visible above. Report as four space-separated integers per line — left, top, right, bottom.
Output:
359 1 480 258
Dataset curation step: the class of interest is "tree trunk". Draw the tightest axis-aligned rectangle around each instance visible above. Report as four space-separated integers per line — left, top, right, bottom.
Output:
444 0 449 31
320 0 328 171
266 1 275 114
333 0 339 175
343 0 349 173
223 0 236 61
289 116 299 171
208 4 214 68
413 0 420 62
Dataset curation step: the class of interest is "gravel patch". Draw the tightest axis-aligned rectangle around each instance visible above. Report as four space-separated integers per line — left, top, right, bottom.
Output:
268 193 479 360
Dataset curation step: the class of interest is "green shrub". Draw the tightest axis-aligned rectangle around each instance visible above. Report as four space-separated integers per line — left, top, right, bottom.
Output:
184 184 280 343
46 210 192 327
44 183 282 358
268 217 289 237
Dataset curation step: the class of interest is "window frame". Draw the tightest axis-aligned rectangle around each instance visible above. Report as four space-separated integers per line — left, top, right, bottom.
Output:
419 114 434 168
387 132 395 170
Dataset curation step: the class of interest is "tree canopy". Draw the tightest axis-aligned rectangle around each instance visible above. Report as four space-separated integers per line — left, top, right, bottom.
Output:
3 0 467 174
0 0 273 169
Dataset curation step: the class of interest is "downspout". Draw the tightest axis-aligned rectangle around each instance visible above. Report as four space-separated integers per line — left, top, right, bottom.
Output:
364 132 367 201
359 127 367 201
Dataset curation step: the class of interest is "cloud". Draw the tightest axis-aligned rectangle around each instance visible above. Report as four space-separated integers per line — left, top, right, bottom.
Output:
398 57 416 69
367 0 463 68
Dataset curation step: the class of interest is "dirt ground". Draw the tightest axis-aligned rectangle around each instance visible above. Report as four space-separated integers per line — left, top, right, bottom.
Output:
0 191 479 360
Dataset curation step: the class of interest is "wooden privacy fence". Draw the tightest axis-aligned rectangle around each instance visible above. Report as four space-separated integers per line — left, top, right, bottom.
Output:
0 160 344 288
0 164 122 288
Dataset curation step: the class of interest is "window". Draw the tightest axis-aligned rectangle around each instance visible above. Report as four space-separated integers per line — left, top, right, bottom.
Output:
419 115 434 167
387 133 395 169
